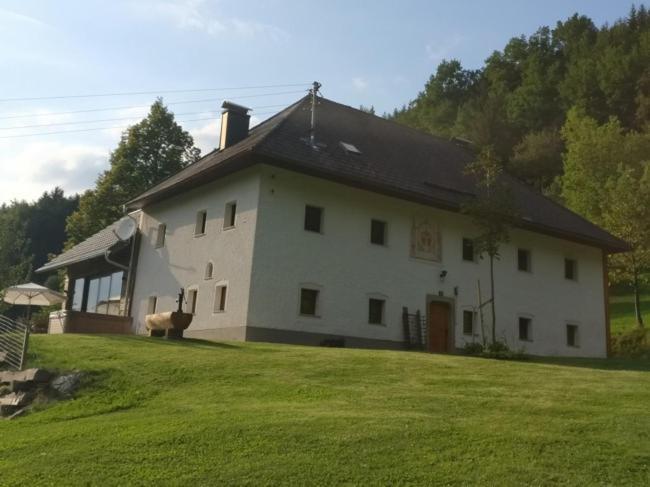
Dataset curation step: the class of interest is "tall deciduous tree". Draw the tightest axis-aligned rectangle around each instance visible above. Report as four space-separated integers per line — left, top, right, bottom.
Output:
462 147 519 344
66 99 201 246
603 164 650 327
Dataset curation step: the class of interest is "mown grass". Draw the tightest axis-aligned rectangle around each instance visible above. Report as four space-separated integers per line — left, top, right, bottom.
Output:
0 335 649 486
611 293 650 334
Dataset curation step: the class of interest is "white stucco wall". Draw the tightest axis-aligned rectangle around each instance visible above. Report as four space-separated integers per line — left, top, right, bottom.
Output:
248 165 608 357
130 167 262 337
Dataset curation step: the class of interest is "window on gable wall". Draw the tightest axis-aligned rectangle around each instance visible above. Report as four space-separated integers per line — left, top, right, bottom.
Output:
304 205 323 233
195 210 207 235
370 219 387 245
566 324 579 347
147 296 157 315
187 289 198 315
518 248 531 272
224 201 237 229
214 285 227 312
155 223 166 248
205 262 213 280
565 258 577 281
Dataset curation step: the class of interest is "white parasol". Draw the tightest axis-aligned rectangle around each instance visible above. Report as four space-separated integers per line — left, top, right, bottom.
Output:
2 282 66 322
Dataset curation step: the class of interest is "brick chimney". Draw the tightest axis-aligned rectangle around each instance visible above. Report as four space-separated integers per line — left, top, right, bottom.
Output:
219 101 251 150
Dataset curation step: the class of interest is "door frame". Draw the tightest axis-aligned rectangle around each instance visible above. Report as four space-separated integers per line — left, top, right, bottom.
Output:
425 295 456 353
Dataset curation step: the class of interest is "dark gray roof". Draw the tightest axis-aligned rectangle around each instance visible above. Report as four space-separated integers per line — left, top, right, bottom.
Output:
36 220 122 273
123 95 627 252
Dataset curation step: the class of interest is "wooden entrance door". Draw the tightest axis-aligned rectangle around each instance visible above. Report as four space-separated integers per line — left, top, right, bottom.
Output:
428 301 450 353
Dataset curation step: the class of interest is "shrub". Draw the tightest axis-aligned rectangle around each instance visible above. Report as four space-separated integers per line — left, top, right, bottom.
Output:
463 340 527 360
611 328 650 359
464 342 484 355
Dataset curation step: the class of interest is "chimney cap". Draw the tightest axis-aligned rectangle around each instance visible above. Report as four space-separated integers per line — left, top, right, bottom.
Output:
221 101 251 114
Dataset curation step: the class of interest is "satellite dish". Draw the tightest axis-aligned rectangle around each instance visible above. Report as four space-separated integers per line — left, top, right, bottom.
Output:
113 216 137 241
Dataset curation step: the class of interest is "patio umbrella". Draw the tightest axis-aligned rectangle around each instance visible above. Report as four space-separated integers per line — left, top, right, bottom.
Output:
2 282 66 322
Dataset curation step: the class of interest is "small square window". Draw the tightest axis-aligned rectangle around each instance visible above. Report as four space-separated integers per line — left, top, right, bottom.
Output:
224 201 237 229
214 285 227 312
370 219 387 245
368 298 385 325
187 289 198 315
518 249 531 272
304 205 323 233
155 223 166 248
565 258 577 281
462 310 474 335
462 238 475 262
518 317 532 341
195 210 207 235
300 288 319 316
147 296 157 315
566 324 579 347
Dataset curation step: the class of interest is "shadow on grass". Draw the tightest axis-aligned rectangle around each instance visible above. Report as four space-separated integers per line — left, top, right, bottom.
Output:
84 334 242 350
526 355 650 372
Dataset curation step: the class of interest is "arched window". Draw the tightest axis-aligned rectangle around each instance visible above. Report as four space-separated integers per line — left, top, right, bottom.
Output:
204 262 214 280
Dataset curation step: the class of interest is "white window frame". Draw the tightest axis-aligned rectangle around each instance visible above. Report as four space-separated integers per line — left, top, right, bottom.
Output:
517 248 532 273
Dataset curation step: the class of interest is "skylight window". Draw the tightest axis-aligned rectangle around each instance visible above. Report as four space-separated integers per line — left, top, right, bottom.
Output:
340 141 361 155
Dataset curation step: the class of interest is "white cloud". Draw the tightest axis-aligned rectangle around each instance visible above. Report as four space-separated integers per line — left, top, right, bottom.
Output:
425 34 465 62
129 0 289 42
352 77 368 91
0 141 109 202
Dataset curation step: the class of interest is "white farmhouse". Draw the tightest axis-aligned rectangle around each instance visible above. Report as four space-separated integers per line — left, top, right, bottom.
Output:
38 95 628 357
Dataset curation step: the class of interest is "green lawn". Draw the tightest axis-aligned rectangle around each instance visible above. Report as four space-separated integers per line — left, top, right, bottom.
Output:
0 335 649 485
611 293 650 334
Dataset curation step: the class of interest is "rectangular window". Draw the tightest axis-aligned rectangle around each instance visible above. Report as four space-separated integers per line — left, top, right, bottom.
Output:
517 248 531 272
462 310 474 335
304 205 323 233
224 201 237 229
71 278 85 311
195 210 207 235
567 324 579 347
370 219 387 245
519 317 532 341
188 289 198 315
462 238 475 262
147 296 157 315
86 278 99 313
214 285 227 312
300 288 319 316
368 298 385 325
565 258 577 281
155 223 166 248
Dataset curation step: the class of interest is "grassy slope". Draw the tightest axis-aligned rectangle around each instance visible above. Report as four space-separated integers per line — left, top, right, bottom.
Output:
611 294 650 334
0 336 649 486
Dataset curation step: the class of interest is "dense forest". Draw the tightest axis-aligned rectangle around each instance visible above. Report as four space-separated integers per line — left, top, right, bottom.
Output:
392 5 650 322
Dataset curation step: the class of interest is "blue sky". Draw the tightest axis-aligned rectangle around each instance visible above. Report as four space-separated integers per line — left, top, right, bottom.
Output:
0 0 634 203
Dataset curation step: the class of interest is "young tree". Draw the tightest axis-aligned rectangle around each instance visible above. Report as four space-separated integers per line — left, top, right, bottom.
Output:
66 99 201 246
462 147 519 343
603 164 650 327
